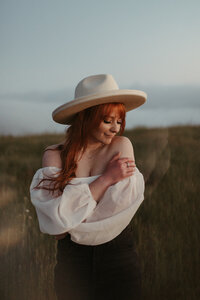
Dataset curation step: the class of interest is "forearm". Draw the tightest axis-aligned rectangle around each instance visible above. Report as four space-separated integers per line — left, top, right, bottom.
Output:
89 174 112 203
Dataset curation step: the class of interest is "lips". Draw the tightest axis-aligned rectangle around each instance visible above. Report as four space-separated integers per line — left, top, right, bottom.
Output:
105 134 114 138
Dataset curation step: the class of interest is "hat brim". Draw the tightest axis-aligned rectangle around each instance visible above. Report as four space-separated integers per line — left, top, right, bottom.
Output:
52 89 147 124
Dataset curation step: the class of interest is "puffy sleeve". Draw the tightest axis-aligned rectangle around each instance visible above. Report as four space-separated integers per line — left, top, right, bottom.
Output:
30 167 97 235
69 167 145 245
85 167 145 222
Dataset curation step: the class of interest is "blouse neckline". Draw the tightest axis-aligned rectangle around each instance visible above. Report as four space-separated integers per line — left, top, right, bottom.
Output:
40 166 101 180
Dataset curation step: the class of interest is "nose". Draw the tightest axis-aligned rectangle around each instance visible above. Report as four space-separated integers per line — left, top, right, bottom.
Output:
110 122 119 133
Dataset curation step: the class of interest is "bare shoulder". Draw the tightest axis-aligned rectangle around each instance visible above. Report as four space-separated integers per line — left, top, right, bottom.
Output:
42 144 62 168
109 136 135 160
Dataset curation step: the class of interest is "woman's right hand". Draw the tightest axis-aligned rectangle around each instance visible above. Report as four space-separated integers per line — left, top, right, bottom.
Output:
102 152 136 186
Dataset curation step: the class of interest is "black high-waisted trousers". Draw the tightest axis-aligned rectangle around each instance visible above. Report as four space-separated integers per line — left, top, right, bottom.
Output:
54 224 141 300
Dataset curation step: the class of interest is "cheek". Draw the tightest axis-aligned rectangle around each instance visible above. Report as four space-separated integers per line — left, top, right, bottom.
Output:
92 128 103 138
98 123 107 133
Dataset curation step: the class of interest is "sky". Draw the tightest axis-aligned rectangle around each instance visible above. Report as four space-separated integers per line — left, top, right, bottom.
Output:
0 0 200 135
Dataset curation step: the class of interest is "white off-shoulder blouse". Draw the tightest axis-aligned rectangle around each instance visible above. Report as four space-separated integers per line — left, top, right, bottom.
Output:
30 166 145 245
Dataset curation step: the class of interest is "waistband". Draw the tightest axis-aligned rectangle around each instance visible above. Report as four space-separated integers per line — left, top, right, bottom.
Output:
57 222 135 250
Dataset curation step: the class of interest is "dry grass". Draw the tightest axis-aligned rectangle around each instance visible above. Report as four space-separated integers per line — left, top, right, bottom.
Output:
0 125 199 299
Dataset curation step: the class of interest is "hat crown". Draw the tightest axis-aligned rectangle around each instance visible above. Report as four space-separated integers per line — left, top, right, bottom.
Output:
74 74 119 99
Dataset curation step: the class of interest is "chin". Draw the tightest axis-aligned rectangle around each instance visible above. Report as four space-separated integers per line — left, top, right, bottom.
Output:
103 138 113 144
103 141 111 145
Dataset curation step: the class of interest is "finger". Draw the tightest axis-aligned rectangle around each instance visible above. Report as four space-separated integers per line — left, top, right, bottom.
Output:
125 167 135 173
118 157 135 164
110 152 121 163
125 166 136 173
123 171 134 178
120 161 136 168
127 167 136 172
124 162 136 168
126 167 136 174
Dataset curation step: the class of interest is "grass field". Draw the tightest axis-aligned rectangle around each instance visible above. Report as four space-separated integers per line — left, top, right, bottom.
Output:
0 125 199 300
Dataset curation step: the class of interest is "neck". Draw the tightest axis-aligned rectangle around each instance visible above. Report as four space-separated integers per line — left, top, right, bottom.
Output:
82 138 105 158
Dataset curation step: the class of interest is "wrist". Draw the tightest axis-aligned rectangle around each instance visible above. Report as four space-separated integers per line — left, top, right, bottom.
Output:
99 173 113 188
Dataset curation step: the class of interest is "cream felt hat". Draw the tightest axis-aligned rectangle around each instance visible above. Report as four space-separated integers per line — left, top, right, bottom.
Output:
52 74 147 124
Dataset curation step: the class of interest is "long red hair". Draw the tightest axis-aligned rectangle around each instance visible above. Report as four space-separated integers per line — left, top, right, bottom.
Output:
35 102 126 194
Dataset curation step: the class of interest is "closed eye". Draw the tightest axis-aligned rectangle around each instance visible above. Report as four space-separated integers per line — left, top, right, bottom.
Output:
103 120 122 124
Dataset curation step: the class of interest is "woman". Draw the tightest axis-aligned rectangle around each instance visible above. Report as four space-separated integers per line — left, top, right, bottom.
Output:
30 74 147 300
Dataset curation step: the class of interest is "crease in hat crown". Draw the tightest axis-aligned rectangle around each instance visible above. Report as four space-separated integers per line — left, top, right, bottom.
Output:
52 73 147 124
74 74 119 99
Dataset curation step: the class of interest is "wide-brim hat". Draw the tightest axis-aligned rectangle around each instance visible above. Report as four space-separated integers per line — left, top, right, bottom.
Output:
52 74 147 124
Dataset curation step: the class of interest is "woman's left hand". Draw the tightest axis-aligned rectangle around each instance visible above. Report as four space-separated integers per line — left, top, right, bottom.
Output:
54 232 68 240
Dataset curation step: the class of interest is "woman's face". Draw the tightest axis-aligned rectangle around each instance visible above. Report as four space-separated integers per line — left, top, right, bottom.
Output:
90 110 122 145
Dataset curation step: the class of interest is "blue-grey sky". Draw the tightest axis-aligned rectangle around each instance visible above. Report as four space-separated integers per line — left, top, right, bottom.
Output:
0 0 200 135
